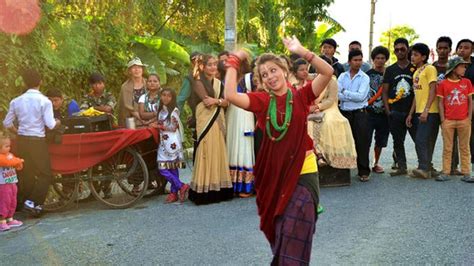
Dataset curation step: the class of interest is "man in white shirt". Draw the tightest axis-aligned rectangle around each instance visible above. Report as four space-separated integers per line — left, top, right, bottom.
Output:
3 69 60 216
338 50 371 182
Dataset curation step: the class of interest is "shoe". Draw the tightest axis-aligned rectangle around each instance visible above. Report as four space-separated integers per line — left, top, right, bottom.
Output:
430 169 441 178
461 175 474 183
449 169 463 176
178 184 190 202
0 223 10 232
412 169 431 179
435 174 450 182
238 192 253 198
24 201 43 217
7 219 23 228
391 162 399 170
317 158 328 167
390 168 408 177
317 204 325 215
359 175 370 182
372 164 384 173
165 193 178 203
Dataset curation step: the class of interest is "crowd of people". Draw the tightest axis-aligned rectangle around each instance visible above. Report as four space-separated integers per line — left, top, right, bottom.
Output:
1 34 473 264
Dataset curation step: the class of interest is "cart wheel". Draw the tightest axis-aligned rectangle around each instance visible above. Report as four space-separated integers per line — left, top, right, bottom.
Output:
89 147 149 208
43 174 79 212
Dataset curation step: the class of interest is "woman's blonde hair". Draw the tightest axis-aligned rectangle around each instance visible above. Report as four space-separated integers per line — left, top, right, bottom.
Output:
254 53 289 85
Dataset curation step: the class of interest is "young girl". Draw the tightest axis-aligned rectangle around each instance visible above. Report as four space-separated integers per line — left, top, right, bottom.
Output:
0 133 24 231
138 73 161 125
224 36 333 264
155 88 189 203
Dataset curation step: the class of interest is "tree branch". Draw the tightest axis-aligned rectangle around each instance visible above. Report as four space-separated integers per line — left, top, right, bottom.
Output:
156 2 182 33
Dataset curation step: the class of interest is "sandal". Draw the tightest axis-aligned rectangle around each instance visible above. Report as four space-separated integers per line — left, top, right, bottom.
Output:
372 164 384 173
359 175 370 182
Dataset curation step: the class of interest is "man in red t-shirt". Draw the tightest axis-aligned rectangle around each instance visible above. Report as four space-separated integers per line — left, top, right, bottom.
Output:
436 57 474 182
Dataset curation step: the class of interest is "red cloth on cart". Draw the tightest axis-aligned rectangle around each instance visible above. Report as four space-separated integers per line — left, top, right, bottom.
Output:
48 128 158 174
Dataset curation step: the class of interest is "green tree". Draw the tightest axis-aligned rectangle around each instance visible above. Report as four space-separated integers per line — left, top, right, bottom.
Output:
379 24 419 62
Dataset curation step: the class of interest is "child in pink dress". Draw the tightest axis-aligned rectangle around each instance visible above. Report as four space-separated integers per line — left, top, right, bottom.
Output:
0 133 24 231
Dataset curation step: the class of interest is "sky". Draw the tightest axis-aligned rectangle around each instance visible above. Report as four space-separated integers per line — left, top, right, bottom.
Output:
325 0 473 62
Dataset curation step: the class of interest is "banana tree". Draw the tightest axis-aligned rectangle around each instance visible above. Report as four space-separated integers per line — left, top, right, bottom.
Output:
130 35 190 84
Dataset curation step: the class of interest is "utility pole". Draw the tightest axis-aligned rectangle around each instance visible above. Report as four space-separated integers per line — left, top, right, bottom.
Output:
368 0 376 62
225 0 237 51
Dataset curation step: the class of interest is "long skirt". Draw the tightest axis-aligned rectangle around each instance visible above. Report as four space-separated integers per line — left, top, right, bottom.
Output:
271 184 317 265
189 103 233 204
226 104 255 194
310 102 357 169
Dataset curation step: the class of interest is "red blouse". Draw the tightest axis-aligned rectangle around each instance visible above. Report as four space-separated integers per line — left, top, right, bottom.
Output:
246 81 315 244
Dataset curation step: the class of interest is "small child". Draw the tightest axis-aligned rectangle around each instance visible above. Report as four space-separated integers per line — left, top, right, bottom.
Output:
436 57 474 182
0 132 24 231
154 88 189 203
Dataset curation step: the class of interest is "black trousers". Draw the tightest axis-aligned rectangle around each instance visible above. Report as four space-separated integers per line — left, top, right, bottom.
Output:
16 136 53 205
388 110 417 170
341 109 371 176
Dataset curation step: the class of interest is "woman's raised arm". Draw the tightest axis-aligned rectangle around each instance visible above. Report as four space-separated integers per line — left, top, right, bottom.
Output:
283 36 333 97
224 52 250 109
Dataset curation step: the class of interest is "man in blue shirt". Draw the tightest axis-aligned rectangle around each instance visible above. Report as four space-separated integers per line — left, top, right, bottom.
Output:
338 49 371 182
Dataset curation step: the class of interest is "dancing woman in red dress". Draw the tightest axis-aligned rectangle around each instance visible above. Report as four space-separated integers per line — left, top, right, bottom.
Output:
224 36 333 265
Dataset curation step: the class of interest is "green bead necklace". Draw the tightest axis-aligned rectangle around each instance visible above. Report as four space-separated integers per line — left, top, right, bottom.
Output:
266 89 293 142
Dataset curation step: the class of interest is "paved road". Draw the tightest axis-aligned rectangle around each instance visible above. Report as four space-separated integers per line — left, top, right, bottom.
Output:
1 137 473 265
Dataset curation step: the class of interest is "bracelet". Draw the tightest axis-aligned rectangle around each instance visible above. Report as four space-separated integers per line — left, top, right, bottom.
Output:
304 51 316 62
226 54 241 70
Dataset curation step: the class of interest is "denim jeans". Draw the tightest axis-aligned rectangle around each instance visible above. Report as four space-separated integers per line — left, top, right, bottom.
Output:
389 110 417 170
414 113 440 171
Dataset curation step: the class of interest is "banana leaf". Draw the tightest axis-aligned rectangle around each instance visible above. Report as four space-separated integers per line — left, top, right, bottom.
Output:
131 36 190 65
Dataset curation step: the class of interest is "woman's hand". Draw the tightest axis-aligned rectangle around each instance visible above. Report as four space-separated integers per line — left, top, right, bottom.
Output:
233 49 249 62
203 96 217 108
282 36 308 56
309 105 319 113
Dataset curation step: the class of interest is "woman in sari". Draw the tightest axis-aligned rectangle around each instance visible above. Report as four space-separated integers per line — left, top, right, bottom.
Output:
188 55 234 205
224 37 333 265
225 62 255 198
309 56 357 169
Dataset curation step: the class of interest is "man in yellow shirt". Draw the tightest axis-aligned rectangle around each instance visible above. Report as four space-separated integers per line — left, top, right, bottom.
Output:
406 43 440 179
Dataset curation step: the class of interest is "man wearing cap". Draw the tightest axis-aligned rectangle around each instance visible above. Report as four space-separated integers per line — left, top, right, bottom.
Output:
436 57 474 182
117 57 147 126
320 38 345 77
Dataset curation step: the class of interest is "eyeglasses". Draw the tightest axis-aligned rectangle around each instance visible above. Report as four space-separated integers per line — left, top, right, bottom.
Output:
394 48 407 52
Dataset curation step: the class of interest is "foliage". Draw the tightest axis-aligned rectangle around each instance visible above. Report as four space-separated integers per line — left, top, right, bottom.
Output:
0 0 337 147
379 24 420 62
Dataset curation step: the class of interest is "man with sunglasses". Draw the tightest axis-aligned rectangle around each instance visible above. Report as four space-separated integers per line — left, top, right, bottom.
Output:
382 38 417 176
